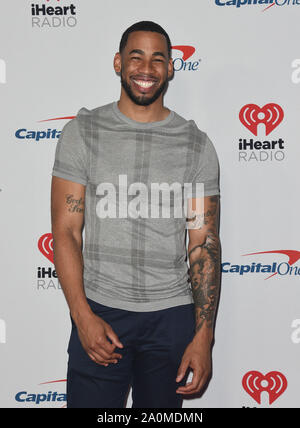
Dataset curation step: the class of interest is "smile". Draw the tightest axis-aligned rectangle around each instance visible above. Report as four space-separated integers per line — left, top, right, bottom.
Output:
132 79 156 88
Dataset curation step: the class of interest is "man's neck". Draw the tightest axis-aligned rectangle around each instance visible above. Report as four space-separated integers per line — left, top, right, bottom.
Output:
117 94 170 123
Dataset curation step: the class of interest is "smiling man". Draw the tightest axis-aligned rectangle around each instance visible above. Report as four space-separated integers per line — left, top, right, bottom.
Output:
119 40 170 107
51 21 221 408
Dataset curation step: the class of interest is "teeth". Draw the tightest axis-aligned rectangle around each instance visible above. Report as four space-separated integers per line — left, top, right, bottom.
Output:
133 80 155 88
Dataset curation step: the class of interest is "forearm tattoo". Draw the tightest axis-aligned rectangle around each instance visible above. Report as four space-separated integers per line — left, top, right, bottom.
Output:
186 197 218 230
187 197 221 335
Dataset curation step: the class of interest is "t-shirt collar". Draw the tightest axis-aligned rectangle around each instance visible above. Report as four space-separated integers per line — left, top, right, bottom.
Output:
112 101 175 129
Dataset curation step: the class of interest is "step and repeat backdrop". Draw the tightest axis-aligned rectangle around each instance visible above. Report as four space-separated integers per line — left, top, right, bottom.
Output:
0 0 299 408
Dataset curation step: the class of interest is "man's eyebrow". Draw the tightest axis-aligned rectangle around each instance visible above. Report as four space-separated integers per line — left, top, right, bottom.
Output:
129 49 167 59
153 51 167 59
129 49 144 55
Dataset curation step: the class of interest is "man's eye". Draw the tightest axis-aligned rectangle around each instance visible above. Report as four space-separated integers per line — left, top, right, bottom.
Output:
131 57 141 60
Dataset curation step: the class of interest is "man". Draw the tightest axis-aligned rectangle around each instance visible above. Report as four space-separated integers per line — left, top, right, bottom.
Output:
51 20 221 408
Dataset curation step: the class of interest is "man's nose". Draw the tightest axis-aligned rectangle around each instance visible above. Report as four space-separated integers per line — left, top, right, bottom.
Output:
137 58 154 75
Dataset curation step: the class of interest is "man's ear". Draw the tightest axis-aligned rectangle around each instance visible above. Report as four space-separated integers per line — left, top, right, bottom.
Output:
113 52 122 74
167 57 174 80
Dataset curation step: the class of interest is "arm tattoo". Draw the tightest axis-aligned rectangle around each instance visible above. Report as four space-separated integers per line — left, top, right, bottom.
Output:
186 196 218 229
65 194 84 214
187 196 221 335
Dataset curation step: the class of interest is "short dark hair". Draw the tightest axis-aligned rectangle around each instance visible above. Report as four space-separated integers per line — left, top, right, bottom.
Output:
119 21 172 59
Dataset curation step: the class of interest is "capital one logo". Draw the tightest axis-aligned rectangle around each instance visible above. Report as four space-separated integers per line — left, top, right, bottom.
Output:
0 59 6 84
242 371 287 405
171 45 201 72
215 1 299 11
242 249 300 280
239 103 284 136
15 379 66 407
222 249 300 280
15 115 75 143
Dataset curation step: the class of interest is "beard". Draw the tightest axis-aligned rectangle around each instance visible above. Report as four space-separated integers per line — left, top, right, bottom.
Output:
120 72 168 106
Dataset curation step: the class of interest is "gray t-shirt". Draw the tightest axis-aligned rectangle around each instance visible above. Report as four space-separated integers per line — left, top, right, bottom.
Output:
51 101 220 311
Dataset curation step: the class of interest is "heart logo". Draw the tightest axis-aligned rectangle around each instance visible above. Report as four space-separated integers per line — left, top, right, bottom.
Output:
239 103 284 136
242 371 287 405
38 233 54 264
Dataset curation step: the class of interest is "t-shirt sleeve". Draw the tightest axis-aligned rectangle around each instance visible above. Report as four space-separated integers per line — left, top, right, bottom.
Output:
189 132 220 199
51 116 88 186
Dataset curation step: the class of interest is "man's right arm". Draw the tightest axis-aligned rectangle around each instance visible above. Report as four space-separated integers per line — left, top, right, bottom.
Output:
50 176 123 366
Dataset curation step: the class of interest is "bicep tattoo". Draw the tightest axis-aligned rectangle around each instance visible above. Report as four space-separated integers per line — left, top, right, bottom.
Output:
65 194 85 214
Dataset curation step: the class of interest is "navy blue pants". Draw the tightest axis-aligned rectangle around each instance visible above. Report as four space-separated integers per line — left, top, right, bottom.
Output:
67 298 195 408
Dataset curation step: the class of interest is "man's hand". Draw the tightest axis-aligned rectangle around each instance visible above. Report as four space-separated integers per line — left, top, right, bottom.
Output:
75 311 124 367
175 340 212 395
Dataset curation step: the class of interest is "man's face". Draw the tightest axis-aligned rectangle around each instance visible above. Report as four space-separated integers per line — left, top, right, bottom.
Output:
115 31 173 106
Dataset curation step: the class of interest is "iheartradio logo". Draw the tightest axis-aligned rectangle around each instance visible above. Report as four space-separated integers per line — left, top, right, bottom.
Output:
38 233 53 264
238 102 285 162
242 371 287 405
239 103 284 136
31 1 77 29
37 233 60 290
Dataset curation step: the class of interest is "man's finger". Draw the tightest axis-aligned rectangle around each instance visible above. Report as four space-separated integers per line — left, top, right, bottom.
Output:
176 358 190 383
177 370 208 394
93 345 122 362
106 328 124 349
88 352 109 366
197 370 210 390
176 370 201 393
97 336 122 357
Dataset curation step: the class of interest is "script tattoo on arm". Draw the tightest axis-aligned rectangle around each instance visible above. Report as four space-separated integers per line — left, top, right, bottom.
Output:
65 194 84 214
187 195 221 335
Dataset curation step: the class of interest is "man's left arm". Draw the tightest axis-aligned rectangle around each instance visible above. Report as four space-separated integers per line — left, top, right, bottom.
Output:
176 194 221 395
